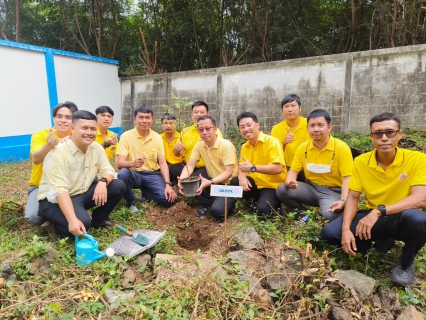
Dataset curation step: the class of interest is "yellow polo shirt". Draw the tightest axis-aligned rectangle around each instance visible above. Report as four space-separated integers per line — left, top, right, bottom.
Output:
271 117 310 166
161 131 184 164
291 136 352 187
117 128 164 172
180 125 223 168
38 139 115 200
240 132 287 189
349 148 426 209
29 127 61 187
191 136 238 184
94 128 118 161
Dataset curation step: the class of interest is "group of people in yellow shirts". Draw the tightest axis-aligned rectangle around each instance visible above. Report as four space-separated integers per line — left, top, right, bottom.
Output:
25 94 426 287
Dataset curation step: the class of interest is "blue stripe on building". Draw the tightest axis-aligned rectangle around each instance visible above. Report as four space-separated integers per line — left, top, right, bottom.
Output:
0 127 124 163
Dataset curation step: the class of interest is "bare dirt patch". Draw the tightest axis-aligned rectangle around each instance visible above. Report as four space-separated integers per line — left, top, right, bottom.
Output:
143 201 240 254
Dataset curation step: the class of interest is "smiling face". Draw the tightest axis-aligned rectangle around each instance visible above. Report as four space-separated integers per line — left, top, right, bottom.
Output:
282 100 301 121
370 120 402 154
71 119 97 150
53 107 73 134
134 112 153 131
238 117 260 142
307 116 332 144
97 112 113 129
191 105 208 123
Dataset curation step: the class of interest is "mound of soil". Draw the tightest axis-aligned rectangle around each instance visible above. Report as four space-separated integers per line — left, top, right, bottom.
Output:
143 201 239 254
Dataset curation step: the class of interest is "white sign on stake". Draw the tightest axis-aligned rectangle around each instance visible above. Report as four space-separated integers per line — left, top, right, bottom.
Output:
210 185 243 198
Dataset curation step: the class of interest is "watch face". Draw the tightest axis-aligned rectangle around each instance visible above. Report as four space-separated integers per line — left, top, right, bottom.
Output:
250 166 256 172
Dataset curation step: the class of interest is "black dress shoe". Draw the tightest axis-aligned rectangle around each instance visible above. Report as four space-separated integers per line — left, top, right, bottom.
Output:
91 220 116 228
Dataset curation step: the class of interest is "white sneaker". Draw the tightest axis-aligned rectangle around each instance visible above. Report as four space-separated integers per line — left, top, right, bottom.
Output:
129 205 140 214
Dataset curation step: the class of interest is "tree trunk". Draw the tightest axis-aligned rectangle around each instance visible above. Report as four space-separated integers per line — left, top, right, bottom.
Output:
1 0 9 40
191 0 203 68
391 0 398 47
15 0 19 42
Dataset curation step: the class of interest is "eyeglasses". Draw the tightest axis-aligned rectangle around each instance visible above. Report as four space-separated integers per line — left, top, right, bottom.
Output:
55 114 72 120
370 130 399 139
197 126 215 133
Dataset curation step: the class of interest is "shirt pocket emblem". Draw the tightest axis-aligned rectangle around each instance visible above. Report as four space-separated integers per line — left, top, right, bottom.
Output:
399 172 408 181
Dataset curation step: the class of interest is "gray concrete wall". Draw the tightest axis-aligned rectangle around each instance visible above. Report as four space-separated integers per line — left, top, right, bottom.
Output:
120 44 426 134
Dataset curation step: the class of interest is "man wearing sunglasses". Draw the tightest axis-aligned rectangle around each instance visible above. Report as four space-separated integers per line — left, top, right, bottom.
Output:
276 109 353 221
177 115 238 218
321 112 426 286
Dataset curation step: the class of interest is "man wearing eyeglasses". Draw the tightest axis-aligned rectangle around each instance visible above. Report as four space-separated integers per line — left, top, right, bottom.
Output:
25 101 78 226
321 112 426 287
173 101 223 179
276 109 353 220
177 115 238 218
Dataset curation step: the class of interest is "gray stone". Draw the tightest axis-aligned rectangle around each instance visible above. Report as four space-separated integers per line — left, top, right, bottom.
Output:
396 305 423 320
226 250 266 295
230 227 264 251
378 286 401 311
264 248 302 292
256 289 273 306
142 270 153 282
29 244 60 275
1 264 12 275
135 254 151 270
329 304 351 320
122 268 136 286
104 289 135 308
335 270 376 302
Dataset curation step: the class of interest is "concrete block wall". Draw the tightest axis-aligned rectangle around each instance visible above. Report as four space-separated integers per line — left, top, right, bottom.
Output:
121 44 426 134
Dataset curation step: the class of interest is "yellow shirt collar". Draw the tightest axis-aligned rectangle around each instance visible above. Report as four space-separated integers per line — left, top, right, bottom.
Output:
307 135 334 151
132 128 153 141
368 147 404 169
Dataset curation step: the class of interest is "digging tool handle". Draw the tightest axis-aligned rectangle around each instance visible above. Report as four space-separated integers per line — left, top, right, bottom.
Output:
115 224 133 236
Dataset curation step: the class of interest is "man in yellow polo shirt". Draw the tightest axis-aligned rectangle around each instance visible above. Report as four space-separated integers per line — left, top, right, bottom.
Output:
160 113 185 185
271 94 310 181
321 113 426 287
276 109 353 221
225 112 286 215
25 101 78 226
177 115 238 218
173 101 223 179
95 106 118 162
117 105 177 214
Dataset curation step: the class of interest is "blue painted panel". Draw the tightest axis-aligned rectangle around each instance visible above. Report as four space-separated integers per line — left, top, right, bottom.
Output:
0 127 123 163
45 49 59 126
0 39 119 65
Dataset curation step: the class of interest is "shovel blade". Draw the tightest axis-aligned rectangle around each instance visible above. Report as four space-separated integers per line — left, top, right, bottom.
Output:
132 234 150 246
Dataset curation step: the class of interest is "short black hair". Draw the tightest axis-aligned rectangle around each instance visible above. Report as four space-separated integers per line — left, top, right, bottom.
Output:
281 94 301 108
52 101 78 117
236 112 258 126
161 113 177 122
191 101 209 112
369 112 401 130
134 105 154 117
307 109 331 125
95 106 114 116
72 110 97 124
197 115 216 126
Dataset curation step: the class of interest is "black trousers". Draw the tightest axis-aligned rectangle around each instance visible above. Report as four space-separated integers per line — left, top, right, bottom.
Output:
168 162 185 185
321 209 426 268
38 179 127 237
213 176 281 218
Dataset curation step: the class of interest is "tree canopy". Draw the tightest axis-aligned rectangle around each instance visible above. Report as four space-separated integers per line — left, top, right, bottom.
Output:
1 0 426 76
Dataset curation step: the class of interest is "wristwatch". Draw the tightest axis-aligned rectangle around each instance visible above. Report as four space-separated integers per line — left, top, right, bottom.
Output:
210 179 215 185
99 177 108 183
340 199 346 204
377 204 387 217
165 181 173 186
250 164 257 173
102 141 111 149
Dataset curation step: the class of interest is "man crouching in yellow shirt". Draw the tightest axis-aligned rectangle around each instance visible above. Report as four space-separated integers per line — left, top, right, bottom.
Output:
321 113 426 287
37 111 127 239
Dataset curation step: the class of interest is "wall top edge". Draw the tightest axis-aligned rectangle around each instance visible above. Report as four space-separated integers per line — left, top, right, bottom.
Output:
120 43 426 81
0 39 119 65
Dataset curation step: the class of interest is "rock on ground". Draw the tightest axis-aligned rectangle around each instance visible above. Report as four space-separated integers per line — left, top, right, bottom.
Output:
230 227 264 251
29 244 60 276
396 305 423 320
335 270 376 302
104 289 135 308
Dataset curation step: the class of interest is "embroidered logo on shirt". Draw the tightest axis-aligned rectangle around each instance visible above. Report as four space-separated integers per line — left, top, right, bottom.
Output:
399 172 408 181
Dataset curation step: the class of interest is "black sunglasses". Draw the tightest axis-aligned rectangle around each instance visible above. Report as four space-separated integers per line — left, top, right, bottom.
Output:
370 130 400 139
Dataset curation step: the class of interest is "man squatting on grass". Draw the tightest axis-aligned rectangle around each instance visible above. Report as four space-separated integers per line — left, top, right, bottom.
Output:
37 111 127 238
177 115 238 218
321 113 426 287
26 101 78 226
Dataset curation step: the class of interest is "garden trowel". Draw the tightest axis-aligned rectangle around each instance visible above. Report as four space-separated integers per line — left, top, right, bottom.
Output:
114 224 150 246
